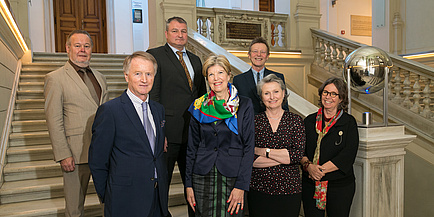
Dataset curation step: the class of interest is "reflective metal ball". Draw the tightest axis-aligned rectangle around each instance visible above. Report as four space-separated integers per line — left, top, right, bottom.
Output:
343 46 393 94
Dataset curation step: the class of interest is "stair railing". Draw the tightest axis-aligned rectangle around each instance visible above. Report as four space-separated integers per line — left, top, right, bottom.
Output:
311 28 434 127
0 60 22 185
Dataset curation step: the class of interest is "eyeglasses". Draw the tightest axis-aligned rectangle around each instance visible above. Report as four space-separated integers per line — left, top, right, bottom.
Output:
250 50 268 55
322 90 339 98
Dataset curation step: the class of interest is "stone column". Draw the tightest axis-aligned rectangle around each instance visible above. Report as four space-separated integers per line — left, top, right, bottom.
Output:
290 0 321 54
148 0 197 48
351 125 416 217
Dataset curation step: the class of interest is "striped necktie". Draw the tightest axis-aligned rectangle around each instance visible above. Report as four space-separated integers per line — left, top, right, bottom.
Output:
176 51 193 90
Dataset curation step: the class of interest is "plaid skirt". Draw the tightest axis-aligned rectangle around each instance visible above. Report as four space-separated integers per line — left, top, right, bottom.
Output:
192 166 244 217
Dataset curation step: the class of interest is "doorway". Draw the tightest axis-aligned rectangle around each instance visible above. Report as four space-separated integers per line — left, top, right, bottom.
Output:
54 0 108 53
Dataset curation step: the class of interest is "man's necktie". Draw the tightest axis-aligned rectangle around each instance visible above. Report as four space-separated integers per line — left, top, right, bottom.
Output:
257 72 261 84
176 51 193 90
80 69 99 104
142 101 155 154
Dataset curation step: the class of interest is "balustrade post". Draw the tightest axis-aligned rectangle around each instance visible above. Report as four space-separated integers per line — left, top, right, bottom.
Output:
392 69 402 104
337 45 344 72
209 17 214 41
401 71 413 109
279 22 285 48
314 37 321 65
274 24 280 47
410 75 422 113
318 39 326 68
421 78 432 118
331 43 338 73
201 17 208 38
325 41 332 71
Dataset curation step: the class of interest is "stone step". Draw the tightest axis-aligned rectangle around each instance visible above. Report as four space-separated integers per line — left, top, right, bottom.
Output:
15 99 45 109
9 131 50 147
7 145 53 163
18 82 44 90
12 120 47 133
23 62 124 70
3 160 61 182
0 193 102 217
168 183 187 207
19 75 44 82
17 90 43 100
21 68 124 76
0 176 95 204
18 81 127 91
13 109 45 121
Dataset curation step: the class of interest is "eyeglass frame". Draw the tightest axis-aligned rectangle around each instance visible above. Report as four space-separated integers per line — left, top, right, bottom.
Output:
322 90 340 98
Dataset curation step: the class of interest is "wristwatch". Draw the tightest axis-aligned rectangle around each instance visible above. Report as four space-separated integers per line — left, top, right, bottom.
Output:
265 148 271 158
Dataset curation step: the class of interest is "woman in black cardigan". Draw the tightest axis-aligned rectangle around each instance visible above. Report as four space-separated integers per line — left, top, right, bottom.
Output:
301 77 359 217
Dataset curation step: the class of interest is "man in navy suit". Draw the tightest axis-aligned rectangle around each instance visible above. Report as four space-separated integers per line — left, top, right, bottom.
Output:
89 51 169 217
233 37 289 114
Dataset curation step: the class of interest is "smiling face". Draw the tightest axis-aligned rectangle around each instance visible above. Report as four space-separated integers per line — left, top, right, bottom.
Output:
66 33 92 67
207 65 230 98
125 58 155 101
165 20 188 51
248 43 269 71
321 83 342 113
261 81 284 110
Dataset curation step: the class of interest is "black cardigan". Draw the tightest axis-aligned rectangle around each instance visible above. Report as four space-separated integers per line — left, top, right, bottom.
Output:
303 112 359 186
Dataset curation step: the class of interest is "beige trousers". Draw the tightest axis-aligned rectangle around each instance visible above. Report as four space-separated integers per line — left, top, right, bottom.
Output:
62 164 91 217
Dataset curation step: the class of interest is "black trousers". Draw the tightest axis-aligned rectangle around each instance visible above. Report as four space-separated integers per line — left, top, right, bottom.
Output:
165 142 194 216
302 177 355 217
247 189 301 217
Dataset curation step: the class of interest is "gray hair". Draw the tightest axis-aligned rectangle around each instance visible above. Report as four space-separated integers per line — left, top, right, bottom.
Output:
123 51 158 75
257 74 288 106
66 30 93 47
166 16 187 31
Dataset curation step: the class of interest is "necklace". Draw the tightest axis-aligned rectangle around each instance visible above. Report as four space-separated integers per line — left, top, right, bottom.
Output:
266 110 284 120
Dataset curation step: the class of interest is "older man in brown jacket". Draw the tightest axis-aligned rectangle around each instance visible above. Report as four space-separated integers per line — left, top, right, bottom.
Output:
44 30 108 217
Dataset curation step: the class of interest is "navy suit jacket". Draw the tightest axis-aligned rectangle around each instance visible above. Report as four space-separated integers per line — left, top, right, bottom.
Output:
89 91 169 217
233 67 289 114
185 96 255 191
147 44 207 144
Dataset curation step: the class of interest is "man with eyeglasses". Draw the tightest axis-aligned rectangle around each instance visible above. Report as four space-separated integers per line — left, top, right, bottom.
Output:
233 37 289 114
44 30 108 217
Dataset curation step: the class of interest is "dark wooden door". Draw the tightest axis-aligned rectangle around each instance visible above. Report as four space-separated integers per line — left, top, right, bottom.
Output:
259 0 275 12
54 0 107 53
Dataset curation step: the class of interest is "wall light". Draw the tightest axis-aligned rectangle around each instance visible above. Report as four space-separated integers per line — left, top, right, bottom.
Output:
0 0 29 52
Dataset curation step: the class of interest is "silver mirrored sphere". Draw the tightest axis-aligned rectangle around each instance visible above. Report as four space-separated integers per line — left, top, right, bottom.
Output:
343 46 393 94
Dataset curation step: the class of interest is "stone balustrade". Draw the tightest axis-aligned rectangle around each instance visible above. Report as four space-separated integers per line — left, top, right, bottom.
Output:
196 7 289 51
311 28 434 124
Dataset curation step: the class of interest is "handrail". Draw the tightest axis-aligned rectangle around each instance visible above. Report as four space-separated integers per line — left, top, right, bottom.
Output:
310 27 433 137
0 59 22 184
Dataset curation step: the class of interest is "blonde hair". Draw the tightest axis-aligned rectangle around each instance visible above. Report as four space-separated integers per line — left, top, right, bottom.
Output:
202 54 231 77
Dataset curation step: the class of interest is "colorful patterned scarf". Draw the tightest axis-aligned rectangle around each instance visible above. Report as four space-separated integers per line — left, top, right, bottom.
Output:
188 83 240 135
313 107 343 210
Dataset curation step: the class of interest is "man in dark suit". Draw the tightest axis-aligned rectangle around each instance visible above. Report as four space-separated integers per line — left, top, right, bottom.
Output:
233 37 289 114
147 16 206 215
89 52 169 217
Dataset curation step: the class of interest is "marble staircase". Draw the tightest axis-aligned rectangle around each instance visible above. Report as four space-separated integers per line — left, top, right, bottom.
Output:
0 52 186 216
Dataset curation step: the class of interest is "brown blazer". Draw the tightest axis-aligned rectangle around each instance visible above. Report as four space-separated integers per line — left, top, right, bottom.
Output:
44 61 108 164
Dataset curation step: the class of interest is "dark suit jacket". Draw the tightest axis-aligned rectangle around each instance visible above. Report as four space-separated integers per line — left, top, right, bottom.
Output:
185 96 255 191
89 91 169 217
303 112 359 185
147 44 207 144
233 67 289 114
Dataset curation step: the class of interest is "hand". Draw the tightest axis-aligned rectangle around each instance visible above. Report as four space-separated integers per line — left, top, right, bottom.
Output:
60 157 75 172
227 188 244 215
307 164 325 181
186 187 196 212
164 137 168 153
